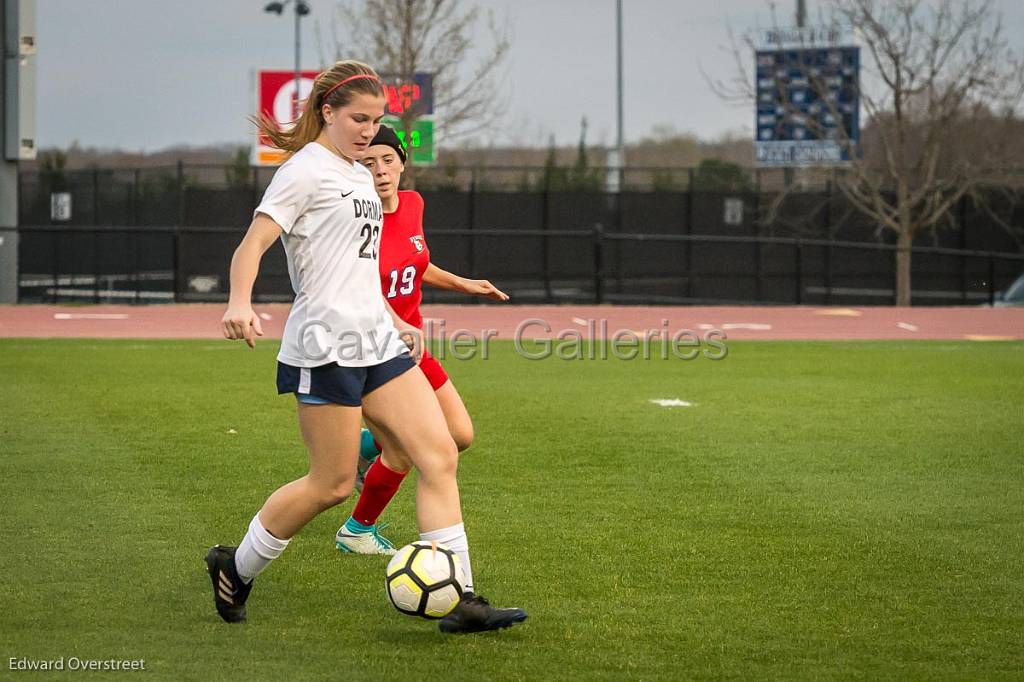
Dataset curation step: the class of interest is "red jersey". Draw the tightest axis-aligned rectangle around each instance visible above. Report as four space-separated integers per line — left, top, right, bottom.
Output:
378 190 430 329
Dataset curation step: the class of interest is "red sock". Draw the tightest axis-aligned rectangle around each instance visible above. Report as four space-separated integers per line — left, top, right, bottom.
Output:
352 458 407 526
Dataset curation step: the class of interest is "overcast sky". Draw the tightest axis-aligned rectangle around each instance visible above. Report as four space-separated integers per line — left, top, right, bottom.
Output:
36 0 1024 152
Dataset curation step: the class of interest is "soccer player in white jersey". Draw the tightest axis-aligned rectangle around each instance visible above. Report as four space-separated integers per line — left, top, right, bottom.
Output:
206 60 526 634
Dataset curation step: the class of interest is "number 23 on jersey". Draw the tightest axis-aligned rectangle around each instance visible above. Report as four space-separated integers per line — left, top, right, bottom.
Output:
358 223 380 260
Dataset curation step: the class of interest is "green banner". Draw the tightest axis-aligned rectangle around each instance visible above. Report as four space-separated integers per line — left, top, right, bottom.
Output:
382 116 435 165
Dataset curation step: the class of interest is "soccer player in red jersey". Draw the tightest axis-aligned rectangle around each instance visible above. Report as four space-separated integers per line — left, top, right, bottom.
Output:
335 125 508 561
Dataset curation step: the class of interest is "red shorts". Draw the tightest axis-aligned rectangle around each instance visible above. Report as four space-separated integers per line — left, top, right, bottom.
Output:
418 349 450 391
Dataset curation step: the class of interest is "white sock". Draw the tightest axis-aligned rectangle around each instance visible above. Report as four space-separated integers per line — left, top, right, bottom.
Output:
420 522 474 592
234 513 290 583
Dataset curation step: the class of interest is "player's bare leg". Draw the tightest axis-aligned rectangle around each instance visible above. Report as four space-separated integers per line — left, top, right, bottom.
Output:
338 381 474 554
433 380 474 452
362 366 526 633
361 366 462 532
207 403 362 622
261 403 364 537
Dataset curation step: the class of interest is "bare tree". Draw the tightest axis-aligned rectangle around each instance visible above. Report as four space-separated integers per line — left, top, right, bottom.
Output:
709 0 1024 305
322 0 510 182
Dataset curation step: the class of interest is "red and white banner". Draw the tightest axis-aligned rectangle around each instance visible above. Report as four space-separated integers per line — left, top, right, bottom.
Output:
253 70 321 166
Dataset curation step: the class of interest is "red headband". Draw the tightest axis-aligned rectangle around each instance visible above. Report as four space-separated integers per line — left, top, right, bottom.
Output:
320 73 380 103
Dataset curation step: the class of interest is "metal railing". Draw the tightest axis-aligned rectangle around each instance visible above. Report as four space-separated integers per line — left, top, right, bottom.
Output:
12 224 1024 307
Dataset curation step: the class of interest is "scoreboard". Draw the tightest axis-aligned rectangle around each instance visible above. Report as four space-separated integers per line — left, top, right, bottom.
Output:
380 72 435 165
755 29 860 167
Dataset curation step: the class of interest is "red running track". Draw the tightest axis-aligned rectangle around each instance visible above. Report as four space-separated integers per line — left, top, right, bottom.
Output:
1 304 1022 341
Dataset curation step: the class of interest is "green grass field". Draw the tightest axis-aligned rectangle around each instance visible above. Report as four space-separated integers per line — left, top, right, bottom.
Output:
1 339 1022 680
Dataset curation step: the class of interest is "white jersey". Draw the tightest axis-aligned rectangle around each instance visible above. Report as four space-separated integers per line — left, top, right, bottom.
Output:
255 142 407 368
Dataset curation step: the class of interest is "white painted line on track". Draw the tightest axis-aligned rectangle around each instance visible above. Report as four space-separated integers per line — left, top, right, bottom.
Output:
964 335 1015 341
572 317 588 326
815 308 863 317
53 313 130 320
697 323 772 331
897 322 919 332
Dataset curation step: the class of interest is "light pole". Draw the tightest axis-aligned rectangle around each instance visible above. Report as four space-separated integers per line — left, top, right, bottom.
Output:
605 0 624 193
264 1 311 119
615 0 624 191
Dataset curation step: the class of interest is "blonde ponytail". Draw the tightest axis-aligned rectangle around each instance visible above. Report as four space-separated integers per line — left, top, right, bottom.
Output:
253 60 384 154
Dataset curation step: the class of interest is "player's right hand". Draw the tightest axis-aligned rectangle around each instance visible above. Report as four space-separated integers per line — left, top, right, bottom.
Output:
222 304 264 349
395 320 425 364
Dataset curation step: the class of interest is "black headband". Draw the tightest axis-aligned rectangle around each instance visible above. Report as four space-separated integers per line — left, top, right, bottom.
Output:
369 124 408 163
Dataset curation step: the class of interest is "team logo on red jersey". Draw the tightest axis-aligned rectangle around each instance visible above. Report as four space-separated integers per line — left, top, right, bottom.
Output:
410 235 425 253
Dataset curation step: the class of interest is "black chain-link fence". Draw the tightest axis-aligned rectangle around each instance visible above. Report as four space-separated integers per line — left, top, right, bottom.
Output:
18 164 1024 252
14 163 1024 305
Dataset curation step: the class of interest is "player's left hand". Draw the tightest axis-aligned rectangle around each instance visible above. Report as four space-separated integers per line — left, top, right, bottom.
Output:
461 279 509 301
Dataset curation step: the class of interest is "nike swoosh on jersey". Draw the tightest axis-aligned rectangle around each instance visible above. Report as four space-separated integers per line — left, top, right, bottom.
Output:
341 190 355 198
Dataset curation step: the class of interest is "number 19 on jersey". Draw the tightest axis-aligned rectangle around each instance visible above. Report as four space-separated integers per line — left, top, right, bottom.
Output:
387 266 417 298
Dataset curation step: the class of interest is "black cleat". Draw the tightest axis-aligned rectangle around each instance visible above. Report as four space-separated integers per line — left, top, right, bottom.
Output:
204 545 253 623
438 592 528 634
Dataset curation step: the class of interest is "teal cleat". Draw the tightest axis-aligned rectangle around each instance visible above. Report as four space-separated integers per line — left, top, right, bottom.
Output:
335 521 397 555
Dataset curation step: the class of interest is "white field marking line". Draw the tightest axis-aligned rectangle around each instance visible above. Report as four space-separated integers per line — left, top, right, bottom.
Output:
697 323 772 331
259 313 273 321
897 322 919 332
649 399 694 408
53 313 130 320
572 317 588 326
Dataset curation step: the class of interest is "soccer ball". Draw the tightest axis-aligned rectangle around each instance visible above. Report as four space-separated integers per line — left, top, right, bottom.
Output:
385 541 466 619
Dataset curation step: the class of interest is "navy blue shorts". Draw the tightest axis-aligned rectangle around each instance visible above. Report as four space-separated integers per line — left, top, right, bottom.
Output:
277 353 416 407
